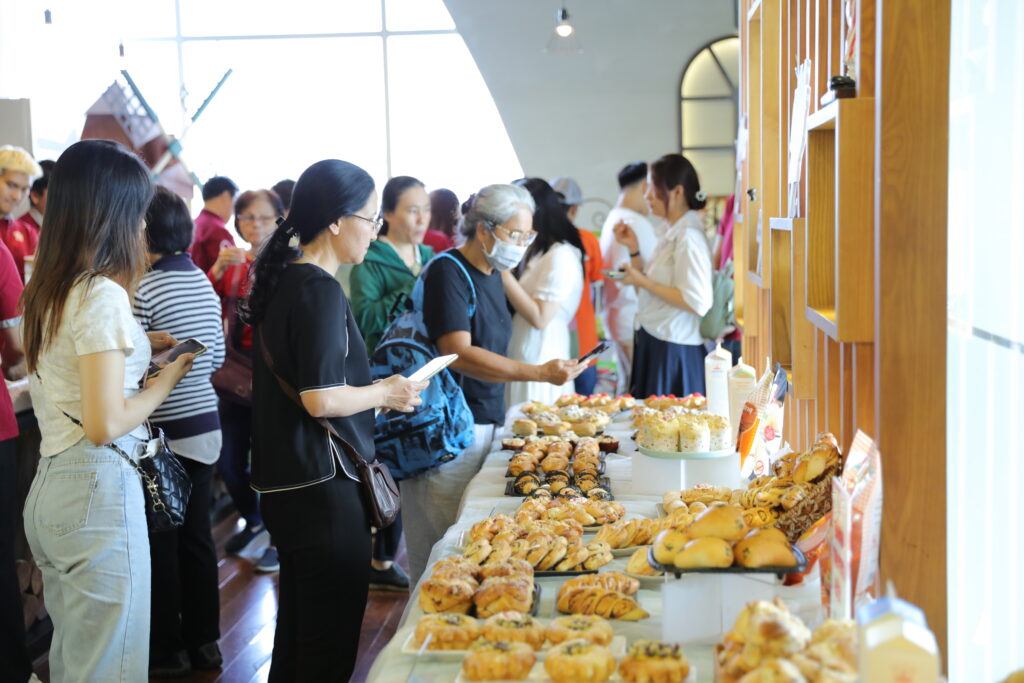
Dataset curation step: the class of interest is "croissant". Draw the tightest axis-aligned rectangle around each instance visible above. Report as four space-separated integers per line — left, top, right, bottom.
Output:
419 577 476 613
474 577 534 618
560 571 640 596
556 587 649 621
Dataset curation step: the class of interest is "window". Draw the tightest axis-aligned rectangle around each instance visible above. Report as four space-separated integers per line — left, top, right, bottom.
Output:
679 36 739 199
2 0 522 203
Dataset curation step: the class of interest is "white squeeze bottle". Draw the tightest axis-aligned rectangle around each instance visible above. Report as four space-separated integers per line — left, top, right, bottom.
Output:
727 357 757 444
704 343 732 419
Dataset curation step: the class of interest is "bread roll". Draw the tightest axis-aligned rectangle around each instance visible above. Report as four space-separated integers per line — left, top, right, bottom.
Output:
672 537 734 569
652 529 690 566
512 419 538 436
686 504 748 542
626 547 660 576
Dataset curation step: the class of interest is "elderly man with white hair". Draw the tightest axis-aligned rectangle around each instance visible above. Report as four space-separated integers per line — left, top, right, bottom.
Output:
0 146 43 282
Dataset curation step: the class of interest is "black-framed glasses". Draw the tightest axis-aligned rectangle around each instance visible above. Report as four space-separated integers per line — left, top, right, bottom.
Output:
350 213 384 236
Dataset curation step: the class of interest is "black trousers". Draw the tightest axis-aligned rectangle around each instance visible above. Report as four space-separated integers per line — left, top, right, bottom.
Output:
149 457 221 661
261 475 371 682
373 511 402 562
217 401 262 527
0 438 32 683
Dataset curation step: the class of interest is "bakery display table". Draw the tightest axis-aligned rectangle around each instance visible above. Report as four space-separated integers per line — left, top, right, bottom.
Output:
365 407 722 682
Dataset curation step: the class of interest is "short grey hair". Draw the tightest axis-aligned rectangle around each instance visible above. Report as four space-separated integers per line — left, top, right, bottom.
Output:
459 183 535 238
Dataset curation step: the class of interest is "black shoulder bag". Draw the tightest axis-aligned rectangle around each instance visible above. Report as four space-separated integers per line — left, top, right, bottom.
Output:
256 328 401 528
37 373 191 532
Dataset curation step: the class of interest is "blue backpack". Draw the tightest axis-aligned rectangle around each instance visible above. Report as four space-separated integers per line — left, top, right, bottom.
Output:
369 252 476 480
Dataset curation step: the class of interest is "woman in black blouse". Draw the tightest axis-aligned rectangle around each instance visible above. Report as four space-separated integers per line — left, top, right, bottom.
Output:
243 159 425 682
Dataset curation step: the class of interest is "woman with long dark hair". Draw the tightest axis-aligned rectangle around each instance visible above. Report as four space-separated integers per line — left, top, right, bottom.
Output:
503 178 586 406
424 187 459 251
242 159 425 681
613 154 713 397
21 140 194 681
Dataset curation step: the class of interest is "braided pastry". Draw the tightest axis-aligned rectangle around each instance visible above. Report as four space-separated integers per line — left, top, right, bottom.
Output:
555 544 591 572
537 536 570 571
483 540 513 566
463 539 493 565
480 558 534 580
560 571 639 596
555 587 649 621
473 577 534 618
419 577 476 613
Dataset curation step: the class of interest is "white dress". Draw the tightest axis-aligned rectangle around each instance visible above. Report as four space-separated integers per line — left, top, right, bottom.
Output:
505 242 584 407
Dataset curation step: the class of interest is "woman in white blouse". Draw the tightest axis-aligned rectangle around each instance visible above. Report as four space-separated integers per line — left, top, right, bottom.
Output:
613 154 713 398
503 178 586 406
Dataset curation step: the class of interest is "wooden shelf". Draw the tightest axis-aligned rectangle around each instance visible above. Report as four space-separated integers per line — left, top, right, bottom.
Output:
804 97 875 342
789 218 816 398
769 218 793 370
747 0 762 22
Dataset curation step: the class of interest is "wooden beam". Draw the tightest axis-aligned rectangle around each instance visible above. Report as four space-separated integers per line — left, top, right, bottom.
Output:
875 0 950 659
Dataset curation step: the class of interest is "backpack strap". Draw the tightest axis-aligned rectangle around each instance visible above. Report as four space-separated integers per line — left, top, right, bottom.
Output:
432 251 478 318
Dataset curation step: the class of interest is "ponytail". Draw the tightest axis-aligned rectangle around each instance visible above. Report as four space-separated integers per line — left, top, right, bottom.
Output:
240 218 301 326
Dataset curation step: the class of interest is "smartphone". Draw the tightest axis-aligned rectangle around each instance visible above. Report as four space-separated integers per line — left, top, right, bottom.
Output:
148 338 207 378
602 269 626 280
375 354 459 416
577 342 610 365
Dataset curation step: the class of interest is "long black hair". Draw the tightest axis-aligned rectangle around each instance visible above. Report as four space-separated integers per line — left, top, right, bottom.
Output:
517 178 585 269
21 140 153 371
379 175 424 236
241 159 375 326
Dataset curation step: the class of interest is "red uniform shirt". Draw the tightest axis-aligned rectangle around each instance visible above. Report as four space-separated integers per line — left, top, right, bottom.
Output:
423 229 454 254
190 209 235 274
575 228 604 355
0 216 39 283
209 259 253 351
0 240 24 440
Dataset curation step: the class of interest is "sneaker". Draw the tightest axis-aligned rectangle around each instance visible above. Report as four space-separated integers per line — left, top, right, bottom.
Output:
369 564 410 592
149 649 191 678
189 641 223 670
225 523 266 555
254 545 279 573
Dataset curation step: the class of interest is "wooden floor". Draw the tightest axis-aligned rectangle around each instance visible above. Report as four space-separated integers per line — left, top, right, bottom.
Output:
32 513 409 683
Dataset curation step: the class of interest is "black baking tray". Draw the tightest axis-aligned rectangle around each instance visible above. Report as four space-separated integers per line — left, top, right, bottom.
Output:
645 546 807 579
504 476 613 497
535 568 599 578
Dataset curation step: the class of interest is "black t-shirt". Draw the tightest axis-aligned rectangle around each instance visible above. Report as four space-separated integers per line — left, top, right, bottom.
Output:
423 249 511 425
251 263 375 492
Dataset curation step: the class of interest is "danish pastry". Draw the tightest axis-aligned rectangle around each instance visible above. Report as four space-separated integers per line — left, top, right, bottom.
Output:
618 640 691 683
419 577 476 614
545 615 614 646
481 611 546 650
412 613 481 650
461 640 536 681
479 558 534 580
544 639 616 683
555 586 649 621
473 576 533 618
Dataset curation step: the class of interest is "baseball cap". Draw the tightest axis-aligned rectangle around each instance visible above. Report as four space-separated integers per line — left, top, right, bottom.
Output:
551 176 583 206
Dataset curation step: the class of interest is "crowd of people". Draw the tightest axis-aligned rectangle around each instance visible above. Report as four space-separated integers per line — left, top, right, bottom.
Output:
0 140 738 682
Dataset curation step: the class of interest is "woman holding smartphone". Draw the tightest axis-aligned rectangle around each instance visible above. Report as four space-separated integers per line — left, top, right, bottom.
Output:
614 154 713 397
243 159 425 682
20 140 194 681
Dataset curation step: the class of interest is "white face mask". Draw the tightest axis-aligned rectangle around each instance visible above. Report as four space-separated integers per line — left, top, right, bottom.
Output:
484 230 527 271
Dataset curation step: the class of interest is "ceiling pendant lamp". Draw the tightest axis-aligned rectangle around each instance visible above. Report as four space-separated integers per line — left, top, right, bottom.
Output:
545 3 582 54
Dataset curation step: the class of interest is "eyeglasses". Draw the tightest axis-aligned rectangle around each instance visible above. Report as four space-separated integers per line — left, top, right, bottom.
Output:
237 214 278 225
493 224 537 246
350 213 384 236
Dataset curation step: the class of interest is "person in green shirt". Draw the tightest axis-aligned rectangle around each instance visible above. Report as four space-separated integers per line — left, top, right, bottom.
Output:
350 175 435 355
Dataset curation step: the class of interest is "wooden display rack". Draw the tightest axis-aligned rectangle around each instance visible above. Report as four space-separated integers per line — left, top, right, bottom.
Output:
735 0 950 661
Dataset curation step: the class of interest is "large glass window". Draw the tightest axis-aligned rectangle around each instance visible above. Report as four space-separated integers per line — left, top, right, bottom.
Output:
0 0 522 201
679 36 739 199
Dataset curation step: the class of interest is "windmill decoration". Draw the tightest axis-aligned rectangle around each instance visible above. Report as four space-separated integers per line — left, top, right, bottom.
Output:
81 68 232 200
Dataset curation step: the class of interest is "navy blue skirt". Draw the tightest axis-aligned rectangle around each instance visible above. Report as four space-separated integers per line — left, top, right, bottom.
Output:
630 326 706 398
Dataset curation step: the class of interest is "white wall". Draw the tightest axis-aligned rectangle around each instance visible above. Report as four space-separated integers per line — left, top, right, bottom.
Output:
444 0 737 230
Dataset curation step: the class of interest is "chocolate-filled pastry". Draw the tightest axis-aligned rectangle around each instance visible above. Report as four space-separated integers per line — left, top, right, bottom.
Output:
529 488 553 501
587 487 613 501
502 437 527 452
597 435 620 453
575 474 600 493
545 470 572 486
513 472 542 495
557 486 582 499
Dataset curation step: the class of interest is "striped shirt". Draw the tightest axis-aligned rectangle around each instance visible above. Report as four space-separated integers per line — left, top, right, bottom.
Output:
133 253 226 463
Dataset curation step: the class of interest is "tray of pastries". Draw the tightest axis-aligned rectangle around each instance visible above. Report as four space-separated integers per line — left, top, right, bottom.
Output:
462 513 614 574
419 555 542 619
643 503 807 577
715 598 856 683
455 638 695 683
403 612 627 659
502 434 621 455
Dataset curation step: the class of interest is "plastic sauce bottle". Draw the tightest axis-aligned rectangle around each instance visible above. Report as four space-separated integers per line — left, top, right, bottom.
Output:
704 343 732 420
727 357 757 444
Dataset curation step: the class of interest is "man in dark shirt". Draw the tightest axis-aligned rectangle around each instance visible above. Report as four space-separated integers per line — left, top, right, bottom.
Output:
403 183 584 583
